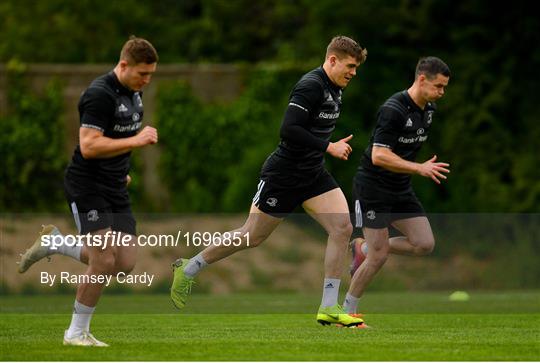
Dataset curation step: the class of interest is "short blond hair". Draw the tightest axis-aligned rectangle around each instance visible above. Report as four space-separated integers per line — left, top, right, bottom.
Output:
326 35 367 64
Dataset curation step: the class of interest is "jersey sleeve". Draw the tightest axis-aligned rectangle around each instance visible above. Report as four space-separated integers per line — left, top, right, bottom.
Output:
372 106 404 149
279 105 329 152
79 87 115 133
280 78 329 151
288 78 324 115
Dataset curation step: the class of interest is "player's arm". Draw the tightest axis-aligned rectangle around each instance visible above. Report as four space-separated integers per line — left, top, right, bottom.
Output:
372 146 450 184
279 105 352 160
79 126 158 159
78 87 157 159
280 80 352 160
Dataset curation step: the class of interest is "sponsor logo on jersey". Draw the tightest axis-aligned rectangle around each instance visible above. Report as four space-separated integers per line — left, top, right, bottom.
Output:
318 111 340 119
113 121 142 132
132 112 140 122
417 128 425 135
398 135 428 144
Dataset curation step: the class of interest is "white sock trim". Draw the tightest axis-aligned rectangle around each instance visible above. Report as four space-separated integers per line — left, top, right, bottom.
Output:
321 278 341 307
184 252 208 277
343 292 360 314
66 300 95 338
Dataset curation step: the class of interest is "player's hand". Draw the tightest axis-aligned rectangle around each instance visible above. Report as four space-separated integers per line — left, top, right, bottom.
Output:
126 174 132 186
134 126 158 147
417 155 450 184
327 134 353 160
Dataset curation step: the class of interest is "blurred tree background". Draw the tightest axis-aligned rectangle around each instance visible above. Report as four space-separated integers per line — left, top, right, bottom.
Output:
1 0 539 290
2 0 538 213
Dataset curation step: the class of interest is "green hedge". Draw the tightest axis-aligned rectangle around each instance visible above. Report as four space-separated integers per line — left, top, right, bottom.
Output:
2 0 538 213
0 61 145 212
156 63 540 214
1 60 66 212
157 67 302 212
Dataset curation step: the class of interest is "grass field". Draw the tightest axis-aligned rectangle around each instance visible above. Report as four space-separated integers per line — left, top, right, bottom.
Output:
1 291 539 361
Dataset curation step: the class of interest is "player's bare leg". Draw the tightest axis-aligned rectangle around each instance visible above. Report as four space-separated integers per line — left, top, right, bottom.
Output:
303 188 365 327
112 233 137 275
349 216 434 275
170 204 282 309
345 218 434 314
302 188 352 280
201 204 282 263
348 227 390 299
64 229 135 347
388 216 435 256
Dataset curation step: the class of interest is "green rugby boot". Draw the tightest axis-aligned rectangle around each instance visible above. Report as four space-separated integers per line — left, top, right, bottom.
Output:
317 304 365 327
170 258 195 309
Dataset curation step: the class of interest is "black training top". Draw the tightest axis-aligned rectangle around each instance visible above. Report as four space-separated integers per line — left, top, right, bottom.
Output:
264 66 343 180
356 90 437 193
65 71 144 189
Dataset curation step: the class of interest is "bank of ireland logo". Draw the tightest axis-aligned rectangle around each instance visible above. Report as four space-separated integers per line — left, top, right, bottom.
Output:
87 210 99 222
132 112 140 121
266 197 278 207
367 210 376 220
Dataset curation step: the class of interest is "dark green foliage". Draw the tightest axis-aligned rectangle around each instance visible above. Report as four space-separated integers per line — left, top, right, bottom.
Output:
0 60 66 211
157 68 300 212
0 0 305 63
2 0 538 212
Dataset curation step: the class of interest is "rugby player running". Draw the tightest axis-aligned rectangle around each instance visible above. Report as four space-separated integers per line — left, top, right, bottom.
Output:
18 37 158 346
343 57 450 319
171 36 368 327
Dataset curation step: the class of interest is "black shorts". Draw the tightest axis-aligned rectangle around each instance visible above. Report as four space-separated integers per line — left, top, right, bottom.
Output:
64 177 136 235
352 180 425 230
253 168 339 217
